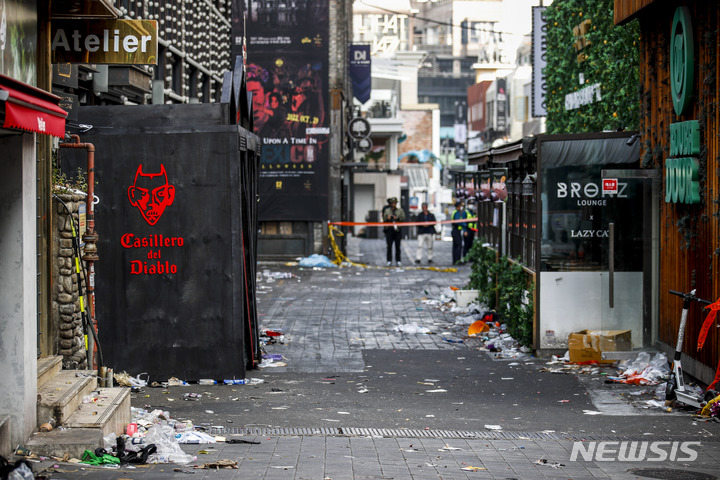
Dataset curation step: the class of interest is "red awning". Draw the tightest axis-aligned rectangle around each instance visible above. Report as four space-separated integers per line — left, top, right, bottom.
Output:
0 74 68 138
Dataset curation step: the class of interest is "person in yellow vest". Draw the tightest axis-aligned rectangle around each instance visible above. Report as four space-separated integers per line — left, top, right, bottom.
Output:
464 206 477 257
451 200 469 265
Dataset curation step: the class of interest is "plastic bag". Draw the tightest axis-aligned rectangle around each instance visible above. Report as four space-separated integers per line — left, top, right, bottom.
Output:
144 425 194 464
298 254 337 268
393 322 431 334
8 463 33 480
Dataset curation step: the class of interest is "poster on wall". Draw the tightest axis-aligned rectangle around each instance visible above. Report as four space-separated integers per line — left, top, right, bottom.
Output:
1 0 37 85
232 0 329 221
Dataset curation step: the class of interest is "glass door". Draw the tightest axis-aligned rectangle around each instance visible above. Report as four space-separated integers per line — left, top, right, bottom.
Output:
538 137 653 355
598 176 647 357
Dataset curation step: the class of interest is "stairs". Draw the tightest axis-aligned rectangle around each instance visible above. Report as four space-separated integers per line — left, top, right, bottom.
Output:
25 356 131 459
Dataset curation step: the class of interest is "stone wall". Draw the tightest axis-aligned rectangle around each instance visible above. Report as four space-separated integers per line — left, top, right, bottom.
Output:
52 192 88 369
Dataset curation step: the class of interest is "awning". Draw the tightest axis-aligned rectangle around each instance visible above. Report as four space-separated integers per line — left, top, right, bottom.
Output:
1 74 68 138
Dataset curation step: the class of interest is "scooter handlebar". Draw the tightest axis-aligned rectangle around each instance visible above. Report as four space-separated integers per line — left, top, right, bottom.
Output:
669 289 712 306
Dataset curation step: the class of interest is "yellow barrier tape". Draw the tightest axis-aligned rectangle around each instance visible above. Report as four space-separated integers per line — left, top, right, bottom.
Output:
328 224 457 272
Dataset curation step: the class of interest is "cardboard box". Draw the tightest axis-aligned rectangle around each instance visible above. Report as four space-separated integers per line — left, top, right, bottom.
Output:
568 329 632 363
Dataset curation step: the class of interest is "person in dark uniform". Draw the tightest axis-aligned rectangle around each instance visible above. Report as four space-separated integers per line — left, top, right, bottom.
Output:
383 197 406 266
464 205 477 258
451 200 469 265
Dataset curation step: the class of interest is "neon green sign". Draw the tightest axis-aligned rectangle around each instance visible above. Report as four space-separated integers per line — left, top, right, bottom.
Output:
665 157 699 204
666 9 700 204
670 7 694 116
669 120 699 156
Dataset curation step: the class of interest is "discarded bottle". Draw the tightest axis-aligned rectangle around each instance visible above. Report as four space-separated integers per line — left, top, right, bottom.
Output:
198 379 216 385
126 423 138 436
223 378 265 385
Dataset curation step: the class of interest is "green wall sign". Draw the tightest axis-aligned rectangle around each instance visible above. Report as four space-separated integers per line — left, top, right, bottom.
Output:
670 6 694 116
669 120 700 156
665 9 700 205
665 157 699 204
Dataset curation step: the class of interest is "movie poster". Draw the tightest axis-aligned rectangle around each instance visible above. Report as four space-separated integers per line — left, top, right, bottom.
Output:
232 0 329 221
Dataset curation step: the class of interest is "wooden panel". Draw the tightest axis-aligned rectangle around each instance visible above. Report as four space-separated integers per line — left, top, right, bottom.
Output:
614 0 657 25
638 3 719 381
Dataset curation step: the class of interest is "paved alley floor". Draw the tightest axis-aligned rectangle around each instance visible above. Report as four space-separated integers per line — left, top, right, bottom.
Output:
32 237 720 480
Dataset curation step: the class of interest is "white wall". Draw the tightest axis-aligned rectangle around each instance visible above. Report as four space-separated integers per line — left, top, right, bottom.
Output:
539 271 644 350
0 134 38 454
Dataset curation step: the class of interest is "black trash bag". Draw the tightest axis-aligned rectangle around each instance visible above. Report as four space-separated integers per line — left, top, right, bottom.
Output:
1 459 34 480
116 436 157 464
0 456 11 480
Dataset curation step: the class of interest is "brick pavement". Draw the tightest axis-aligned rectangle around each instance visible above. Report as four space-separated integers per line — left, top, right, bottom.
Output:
34 236 720 480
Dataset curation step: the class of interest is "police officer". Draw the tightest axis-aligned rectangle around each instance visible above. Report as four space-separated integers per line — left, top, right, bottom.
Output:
383 197 406 266
464 206 477 257
451 200 469 265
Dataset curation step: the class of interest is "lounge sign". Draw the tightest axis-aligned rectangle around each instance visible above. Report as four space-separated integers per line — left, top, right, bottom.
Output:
51 19 158 65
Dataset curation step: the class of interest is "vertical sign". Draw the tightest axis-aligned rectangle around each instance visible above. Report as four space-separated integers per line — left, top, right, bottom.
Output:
496 77 507 133
454 100 467 160
233 1 330 221
349 44 371 104
532 6 547 117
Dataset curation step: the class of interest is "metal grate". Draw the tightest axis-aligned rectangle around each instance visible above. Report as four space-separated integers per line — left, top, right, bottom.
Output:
207 426 720 443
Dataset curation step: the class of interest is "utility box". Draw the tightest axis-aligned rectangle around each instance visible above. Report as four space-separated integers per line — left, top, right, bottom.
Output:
60 103 260 381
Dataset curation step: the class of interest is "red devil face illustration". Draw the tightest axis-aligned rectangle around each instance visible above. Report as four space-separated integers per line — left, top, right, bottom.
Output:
128 164 175 225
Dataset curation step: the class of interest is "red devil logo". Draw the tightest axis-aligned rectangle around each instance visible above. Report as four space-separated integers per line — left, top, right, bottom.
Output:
128 164 175 225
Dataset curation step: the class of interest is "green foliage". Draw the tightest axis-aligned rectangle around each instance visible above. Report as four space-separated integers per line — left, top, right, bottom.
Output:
53 158 88 193
496 261 535 348
464 241 534 347
544 0 640 133
464 240 497 309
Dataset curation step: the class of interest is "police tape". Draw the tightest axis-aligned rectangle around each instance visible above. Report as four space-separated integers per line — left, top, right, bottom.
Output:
328 217 478 228
327 224 458 272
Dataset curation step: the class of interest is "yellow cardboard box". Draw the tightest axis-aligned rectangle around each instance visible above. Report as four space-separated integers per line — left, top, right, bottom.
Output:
568 329 632 363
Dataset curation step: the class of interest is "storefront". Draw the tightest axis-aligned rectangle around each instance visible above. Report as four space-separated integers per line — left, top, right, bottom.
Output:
536 132 655 353
0 73 67 455
615 1 720 385
469 131 658 357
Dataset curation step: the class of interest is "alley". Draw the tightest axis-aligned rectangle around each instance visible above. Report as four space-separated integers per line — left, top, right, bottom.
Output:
36 236 720 480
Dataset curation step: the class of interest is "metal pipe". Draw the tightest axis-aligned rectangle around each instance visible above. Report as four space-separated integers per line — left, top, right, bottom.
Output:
59 135 100 369
609 222 614 309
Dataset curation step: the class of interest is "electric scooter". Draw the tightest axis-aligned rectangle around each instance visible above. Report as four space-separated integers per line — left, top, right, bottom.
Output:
665 289 719 408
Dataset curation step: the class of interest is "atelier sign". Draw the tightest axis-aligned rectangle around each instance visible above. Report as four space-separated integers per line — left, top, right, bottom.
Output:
51 19 158 65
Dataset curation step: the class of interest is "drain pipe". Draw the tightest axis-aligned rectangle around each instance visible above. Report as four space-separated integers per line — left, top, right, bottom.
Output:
59 135 100 370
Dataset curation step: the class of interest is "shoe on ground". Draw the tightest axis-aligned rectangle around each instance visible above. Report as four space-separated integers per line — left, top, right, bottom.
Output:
387 261 392 266
397 262 402 267
415 259 421 264
428 260 433 264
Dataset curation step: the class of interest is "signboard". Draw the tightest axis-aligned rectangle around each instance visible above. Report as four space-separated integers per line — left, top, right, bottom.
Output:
603 178 618 195
348 117 371 140
349 44 371 104
355 137 373 153
235 0 330 221
531 6 547 117
496 78 507 133
51 19 158 65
